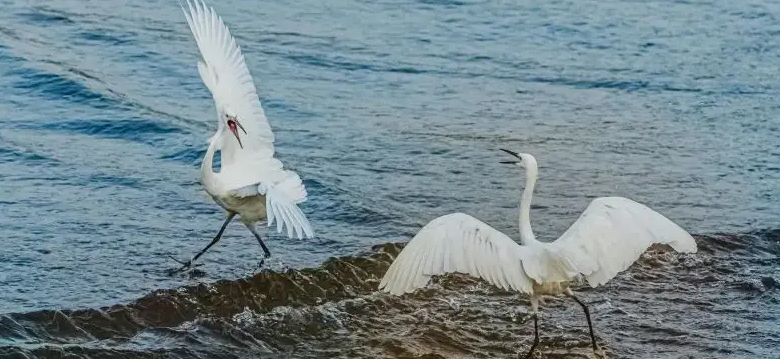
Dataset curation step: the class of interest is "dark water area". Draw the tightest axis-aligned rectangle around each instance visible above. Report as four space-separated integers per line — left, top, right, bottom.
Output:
1 231 779 358
1 0 779 357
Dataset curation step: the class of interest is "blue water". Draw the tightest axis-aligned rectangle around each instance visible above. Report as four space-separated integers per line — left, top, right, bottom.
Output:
0 0 778 317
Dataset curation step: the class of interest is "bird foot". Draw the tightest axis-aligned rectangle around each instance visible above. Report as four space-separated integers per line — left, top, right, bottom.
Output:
252 252 274 274
258 249 272 268
168 255 203 275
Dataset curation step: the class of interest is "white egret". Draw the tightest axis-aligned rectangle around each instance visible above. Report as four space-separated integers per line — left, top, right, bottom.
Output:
170 0 314 272
379 149 697 358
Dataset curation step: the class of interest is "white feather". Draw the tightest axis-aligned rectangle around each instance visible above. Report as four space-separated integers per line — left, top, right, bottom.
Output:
182 0 275 150
379 153 697 297
260 184 313 239
183 0 308 201
183 0 313 241
379 213 536 296
551 196 697 287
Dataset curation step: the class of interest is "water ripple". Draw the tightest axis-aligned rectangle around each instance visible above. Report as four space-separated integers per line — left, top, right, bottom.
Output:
0 231 777 358
1 0 779 357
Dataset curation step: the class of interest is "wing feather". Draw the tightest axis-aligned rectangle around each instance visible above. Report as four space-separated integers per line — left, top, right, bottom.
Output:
550 196 697 287
221 159 308 204
263 185 314 240
182 0 275 156
379 213 536 295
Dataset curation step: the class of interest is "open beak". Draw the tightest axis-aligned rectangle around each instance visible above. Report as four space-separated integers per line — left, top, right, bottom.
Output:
499 148 521 164
227 117 247 149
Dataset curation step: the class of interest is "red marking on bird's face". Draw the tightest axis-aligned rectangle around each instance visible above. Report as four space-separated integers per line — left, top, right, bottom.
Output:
226 116 247 149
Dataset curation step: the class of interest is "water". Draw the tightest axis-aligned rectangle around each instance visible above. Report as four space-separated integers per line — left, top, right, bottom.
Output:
0 0 778 357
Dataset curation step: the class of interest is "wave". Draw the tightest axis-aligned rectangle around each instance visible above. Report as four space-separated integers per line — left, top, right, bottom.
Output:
1 230 777 358
27 118 186 147
8 67 116 109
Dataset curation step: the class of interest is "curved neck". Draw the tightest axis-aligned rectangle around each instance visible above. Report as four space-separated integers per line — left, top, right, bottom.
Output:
519 170 539 245
201 128 222 192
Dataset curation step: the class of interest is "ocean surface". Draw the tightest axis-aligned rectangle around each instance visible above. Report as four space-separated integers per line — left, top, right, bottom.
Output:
0 0 778 358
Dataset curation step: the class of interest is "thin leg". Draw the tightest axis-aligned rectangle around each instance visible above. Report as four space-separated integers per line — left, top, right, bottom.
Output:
170 212 236 272
523 295 540 359
567 290 598 351
523 313 539 359
244 222 271 267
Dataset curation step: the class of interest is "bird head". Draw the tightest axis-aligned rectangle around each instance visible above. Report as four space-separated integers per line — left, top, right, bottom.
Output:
224 112 247 149
499 149 538 173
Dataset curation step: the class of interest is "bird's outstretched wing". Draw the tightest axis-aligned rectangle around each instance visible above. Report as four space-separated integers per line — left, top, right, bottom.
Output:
549 197 697 288
379 213 537 296
183 0 311 216
182 0 275 159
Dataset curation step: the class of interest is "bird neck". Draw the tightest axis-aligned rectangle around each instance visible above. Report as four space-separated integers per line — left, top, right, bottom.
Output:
200 128 222 192
519 167 539 246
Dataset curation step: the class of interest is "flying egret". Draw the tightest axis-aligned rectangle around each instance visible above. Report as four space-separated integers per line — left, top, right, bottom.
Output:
170 0 314 272
378 149 697 358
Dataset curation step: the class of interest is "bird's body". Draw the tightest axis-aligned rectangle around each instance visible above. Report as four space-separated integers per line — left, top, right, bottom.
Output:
212 194 267 224
171 0 314 272
379 150 697 358
199 133 271 226
533 280 570 297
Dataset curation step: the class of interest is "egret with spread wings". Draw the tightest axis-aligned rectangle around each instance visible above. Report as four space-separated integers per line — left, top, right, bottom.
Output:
171 0 314 272
379 150 697 358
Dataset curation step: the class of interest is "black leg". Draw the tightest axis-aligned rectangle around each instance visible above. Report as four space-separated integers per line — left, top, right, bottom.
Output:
170 212 236 272
570 294 598 351
523 313 539 359
245 223 271 258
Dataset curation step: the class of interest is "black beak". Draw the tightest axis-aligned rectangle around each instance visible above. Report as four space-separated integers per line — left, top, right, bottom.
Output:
500 148 520 158
499 148 521 164
234 119 247 134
